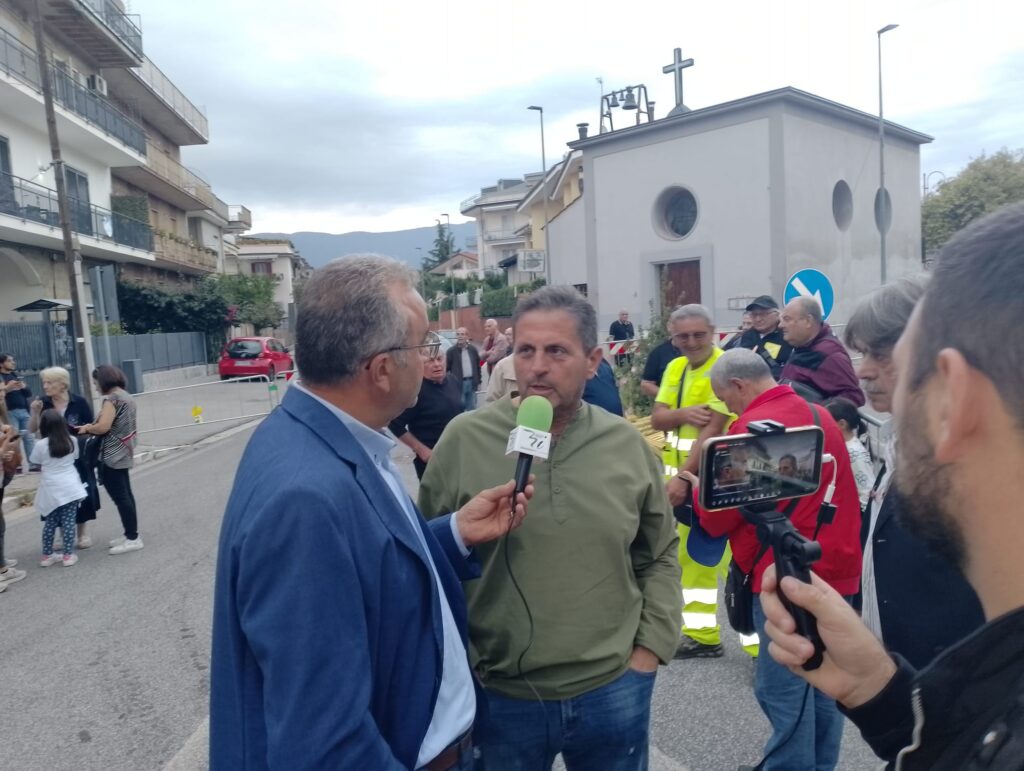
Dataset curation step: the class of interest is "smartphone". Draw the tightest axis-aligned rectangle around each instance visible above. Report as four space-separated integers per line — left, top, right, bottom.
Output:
698 425 825 511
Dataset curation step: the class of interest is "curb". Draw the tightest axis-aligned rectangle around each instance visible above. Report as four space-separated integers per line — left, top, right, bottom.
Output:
1 417 264 518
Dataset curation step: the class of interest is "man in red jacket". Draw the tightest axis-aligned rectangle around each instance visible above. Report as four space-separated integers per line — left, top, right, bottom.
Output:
692 347 862 771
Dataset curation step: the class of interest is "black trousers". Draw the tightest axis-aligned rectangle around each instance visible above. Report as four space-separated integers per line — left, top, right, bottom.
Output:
102 465 138 541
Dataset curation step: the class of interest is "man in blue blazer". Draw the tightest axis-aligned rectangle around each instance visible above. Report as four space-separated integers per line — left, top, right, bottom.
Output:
210 255 532 770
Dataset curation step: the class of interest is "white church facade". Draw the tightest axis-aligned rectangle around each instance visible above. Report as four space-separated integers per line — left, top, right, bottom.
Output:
545 86 931 333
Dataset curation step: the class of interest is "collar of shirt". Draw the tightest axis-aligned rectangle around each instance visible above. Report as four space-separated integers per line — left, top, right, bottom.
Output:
291 382 395 467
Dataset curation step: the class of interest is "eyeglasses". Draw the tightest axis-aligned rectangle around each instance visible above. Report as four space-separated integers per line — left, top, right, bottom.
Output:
672 331 710 343
365 336 441 368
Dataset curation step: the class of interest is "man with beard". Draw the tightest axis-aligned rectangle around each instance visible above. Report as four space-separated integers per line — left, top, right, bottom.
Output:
844 277 983 669
761 203 1024 769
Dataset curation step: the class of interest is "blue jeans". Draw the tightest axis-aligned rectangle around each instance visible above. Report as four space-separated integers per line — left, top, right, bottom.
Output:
477 667 656 770
461 378 477 411
9 408 35 462
752 596 844 771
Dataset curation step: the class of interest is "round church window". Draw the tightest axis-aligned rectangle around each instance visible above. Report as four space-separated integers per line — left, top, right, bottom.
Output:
655 187 699 240
832 180 853 231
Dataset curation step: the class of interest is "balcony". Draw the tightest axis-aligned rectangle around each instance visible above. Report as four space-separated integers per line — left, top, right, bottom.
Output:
113 139 214 211
152 231 218 273
0 27 146 161
21 0 143 67
226 205 252 233
482 230 527 243
187 188 229 224
0 170 153 252
459 193 481 214
102 57 209 146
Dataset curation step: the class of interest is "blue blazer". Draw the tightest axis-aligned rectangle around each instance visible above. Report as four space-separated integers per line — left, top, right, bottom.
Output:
210 387 480 770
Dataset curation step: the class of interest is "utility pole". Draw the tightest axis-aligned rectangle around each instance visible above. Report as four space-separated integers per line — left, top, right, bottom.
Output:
33 0 95 402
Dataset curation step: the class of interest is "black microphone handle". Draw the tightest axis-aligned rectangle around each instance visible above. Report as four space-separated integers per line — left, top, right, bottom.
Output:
514 453 533 498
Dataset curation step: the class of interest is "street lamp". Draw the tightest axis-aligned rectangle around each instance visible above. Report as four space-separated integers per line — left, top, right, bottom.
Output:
877 23 898 284
439 214 456 329
922 170 947 197
527 105 552 285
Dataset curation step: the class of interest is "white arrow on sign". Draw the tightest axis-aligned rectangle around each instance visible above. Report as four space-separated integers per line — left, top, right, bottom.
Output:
790 276 824 311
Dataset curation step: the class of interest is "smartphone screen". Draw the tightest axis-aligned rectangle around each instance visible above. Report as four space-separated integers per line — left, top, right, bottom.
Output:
698 426 825 511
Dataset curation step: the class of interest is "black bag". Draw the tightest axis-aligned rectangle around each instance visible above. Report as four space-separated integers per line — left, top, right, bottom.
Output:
724 499 797 635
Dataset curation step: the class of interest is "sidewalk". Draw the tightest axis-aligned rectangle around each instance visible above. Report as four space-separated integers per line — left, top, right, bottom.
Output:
2 375 291 516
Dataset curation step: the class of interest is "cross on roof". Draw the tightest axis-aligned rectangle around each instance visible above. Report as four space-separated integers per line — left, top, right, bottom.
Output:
662 47 694 116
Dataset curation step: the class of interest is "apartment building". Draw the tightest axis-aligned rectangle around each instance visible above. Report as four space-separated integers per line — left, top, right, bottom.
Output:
225 237 312 337
0 0 247 321
459 173 544 286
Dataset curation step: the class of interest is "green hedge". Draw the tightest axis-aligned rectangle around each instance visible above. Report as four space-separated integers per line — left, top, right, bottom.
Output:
480 286 516 317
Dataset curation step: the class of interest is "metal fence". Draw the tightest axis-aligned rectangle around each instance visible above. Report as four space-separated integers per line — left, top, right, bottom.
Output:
93 331 206 372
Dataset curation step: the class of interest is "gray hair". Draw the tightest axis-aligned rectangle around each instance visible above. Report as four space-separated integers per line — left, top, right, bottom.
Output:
39 366 72 392
295 254 415 385
669 303 714 328
910 202 1024 425
790 296 823 325
710 348 774 388
844 275 929 356
512 285 597 351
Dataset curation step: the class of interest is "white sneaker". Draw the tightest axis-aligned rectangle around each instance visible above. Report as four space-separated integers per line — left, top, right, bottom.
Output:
109 538 143 555
77 535 92 549
62 554 78 567
40 554 62 567
109 536 126 548
1 567 27 584
3 558 17 568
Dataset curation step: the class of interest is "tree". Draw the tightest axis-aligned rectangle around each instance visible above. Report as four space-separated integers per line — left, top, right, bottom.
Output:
208 274 284 331
922 148 1024 254
425 221 455 270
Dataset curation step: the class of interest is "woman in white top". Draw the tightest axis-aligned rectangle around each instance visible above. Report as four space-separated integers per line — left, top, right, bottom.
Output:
31 409 86 567
825 397 875 511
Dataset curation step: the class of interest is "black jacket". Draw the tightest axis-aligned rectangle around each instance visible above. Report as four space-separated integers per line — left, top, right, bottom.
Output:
609 320 635 341
446 344 481 388
737 327 792 379
865 485 984 669
845 607 1024 770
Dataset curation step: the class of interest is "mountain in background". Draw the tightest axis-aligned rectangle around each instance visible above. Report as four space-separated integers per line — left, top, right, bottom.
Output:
251 223 478 269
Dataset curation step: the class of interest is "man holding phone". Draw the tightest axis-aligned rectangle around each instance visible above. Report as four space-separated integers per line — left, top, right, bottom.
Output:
688 347 861 771
1 353 35 470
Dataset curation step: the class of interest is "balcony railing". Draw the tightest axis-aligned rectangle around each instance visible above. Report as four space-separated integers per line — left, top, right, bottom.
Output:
483 230 526 242
0 170 153 251
133 58 208 140
460 193 481 213
79 0 143 59
228 205 252 228
153 231 218 272
0 26 145 154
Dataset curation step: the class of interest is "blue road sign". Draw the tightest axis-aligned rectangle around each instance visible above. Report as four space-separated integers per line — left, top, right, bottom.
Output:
784 269 835 321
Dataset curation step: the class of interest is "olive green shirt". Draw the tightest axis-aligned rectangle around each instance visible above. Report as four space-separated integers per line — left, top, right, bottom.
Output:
418 397 681 700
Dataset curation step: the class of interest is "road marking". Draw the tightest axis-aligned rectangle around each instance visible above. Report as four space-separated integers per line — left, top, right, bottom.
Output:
164 717 208 770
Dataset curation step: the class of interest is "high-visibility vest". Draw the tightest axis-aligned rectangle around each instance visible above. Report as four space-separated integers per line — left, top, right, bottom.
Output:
657 350 733 477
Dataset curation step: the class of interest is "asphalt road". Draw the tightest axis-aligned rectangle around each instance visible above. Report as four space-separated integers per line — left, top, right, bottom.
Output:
0 423 881 771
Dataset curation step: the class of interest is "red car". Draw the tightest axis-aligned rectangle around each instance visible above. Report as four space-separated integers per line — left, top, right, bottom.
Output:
218 337 294 380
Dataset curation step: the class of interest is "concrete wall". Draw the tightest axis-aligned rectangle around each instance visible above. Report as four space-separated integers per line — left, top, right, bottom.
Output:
586 117 773 332
779 107 923 323
548 197 586 287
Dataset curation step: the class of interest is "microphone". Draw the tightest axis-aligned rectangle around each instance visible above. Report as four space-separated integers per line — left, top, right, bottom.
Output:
507 395 554 496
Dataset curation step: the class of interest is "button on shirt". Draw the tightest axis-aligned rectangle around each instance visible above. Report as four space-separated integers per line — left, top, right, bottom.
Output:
293 384 475 768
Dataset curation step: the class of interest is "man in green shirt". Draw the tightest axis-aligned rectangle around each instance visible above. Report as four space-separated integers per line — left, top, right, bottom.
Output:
420 286 680 770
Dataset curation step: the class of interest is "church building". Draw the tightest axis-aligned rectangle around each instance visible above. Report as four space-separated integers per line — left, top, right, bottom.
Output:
535 54 932 332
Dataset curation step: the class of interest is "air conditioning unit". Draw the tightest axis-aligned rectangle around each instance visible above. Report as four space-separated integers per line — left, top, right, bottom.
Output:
86 74 107 96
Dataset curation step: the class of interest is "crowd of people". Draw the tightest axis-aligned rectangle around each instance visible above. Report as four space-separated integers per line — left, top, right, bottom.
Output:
6 205 1020 768
210 203 1024 771
0 360 143 595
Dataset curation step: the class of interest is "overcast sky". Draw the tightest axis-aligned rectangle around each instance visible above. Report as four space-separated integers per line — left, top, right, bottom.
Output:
131 0 1023 235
